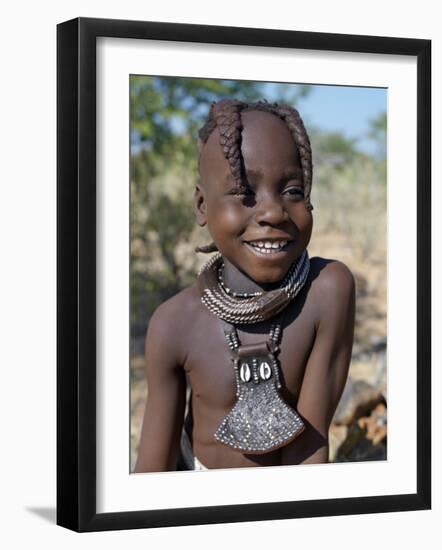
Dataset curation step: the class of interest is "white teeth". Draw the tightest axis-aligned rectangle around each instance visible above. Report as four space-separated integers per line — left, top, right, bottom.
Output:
247 240 289 254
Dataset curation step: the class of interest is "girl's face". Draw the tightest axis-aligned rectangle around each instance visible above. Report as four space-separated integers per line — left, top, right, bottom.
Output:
195 110 313 285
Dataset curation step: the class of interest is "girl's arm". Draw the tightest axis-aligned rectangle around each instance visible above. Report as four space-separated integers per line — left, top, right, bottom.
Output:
281 260 355 465
133 302 187 472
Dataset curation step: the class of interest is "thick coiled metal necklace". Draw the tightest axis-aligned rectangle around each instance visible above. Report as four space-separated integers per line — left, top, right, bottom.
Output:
197 249 310 324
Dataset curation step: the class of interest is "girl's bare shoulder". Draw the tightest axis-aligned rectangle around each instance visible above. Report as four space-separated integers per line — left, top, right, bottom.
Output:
148 282 204 332
308 255 356 319
144 283 204 366
309 256 355 290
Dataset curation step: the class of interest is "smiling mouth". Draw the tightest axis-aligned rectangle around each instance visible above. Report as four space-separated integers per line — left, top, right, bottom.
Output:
243 240 293 257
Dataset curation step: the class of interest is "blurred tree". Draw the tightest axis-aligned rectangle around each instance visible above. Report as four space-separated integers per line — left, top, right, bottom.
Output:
130 77 310 168
310 128 361 172
366 112 387 159
366 112 387 184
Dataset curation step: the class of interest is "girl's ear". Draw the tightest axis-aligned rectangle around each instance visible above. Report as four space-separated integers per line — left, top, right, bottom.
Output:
194 184 207 227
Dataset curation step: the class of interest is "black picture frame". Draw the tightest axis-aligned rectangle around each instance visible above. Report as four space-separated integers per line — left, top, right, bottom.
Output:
57 16 431 532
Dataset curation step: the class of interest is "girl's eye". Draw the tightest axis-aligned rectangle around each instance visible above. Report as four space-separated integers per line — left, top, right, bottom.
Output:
283 186 304 198
230 186 254 196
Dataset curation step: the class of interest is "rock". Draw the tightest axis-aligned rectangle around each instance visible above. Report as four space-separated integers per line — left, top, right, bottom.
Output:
358 403 387 445
374 351 387 399
329 424 348 462
333 377 385 425
332 402 387 462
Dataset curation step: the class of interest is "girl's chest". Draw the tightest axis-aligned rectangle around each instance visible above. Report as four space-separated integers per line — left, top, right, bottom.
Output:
183 304 317 408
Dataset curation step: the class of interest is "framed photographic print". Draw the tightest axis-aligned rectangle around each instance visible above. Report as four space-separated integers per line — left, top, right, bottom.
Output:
57 17 431 532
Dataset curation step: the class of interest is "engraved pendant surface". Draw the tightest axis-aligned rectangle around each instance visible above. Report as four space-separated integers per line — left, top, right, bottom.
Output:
214 350 305 454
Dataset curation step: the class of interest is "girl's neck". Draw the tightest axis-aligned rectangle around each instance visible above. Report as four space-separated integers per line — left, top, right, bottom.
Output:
222 257 281 294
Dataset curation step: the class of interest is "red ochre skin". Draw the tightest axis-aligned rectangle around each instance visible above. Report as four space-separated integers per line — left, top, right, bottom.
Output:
133 111 356 472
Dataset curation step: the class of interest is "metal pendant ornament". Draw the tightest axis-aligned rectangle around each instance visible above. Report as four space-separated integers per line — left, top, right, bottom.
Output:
214 321 305 453
197 250 310 454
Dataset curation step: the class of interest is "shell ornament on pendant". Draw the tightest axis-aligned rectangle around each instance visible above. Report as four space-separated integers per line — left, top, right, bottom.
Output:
214 348 305 454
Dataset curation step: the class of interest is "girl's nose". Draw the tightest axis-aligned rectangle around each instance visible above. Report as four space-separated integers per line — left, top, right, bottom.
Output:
254 192 288 226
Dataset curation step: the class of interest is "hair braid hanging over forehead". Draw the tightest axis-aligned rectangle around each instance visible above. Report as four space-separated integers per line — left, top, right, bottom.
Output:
196 98 313 254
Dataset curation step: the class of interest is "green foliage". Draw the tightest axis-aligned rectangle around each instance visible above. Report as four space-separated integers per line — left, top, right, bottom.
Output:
310 128 361 171
367 112 387 159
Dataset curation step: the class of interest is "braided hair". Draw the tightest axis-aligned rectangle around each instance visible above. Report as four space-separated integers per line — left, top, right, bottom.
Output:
196 98 313 254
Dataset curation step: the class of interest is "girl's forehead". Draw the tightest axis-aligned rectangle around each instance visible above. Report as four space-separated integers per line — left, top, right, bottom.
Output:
240 111 300 159
199 109 300 181
241 109 288 131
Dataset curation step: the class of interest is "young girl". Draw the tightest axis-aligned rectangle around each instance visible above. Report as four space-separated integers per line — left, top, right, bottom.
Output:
134 99 355 472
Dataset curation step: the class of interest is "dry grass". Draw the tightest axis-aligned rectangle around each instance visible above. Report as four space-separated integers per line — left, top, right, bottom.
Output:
310 157 387 353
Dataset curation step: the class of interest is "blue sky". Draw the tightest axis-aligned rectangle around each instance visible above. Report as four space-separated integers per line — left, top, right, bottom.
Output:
132 77 387 157
264 82 387 155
